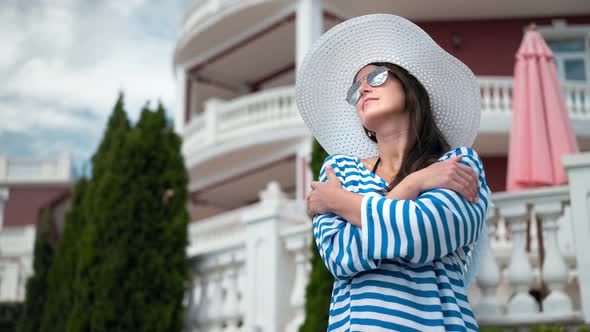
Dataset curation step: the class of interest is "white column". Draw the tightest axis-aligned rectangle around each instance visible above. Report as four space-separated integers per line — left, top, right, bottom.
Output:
175 67 187 135
0 261 19 301
204 99 220 145
563 152 590 323
241 182 293 332
296 0 323 69
295 139 312 202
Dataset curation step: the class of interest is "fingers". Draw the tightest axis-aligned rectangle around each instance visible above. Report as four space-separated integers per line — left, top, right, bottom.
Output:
448 179 474 203
447 158 478 203
306 193 315 219
325 166 340 185
454 165 478 201
456 162 478 185
310 181 319 190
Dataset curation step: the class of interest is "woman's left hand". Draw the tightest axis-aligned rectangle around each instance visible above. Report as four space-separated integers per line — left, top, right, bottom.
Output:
306 166 343 218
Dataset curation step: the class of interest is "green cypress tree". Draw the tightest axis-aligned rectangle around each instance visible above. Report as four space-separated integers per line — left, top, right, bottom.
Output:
115 102 189 331
66 93 131 332
299 139 333 332
16 209 54 332
67 99 188 332
40 178 89 332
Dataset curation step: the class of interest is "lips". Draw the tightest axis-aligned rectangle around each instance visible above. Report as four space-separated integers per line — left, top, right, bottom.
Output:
362 98 378 108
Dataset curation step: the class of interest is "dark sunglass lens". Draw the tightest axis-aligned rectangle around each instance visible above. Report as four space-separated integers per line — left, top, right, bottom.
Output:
346 82 360 104
369 70 388 87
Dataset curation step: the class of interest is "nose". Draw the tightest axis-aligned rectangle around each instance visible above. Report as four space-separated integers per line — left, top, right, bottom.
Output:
358 79 373 100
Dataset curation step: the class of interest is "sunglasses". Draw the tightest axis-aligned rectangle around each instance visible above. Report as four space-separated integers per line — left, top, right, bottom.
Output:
346 66 394 106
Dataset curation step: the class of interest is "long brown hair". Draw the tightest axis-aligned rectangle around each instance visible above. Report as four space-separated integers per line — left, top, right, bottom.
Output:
362 62 450 193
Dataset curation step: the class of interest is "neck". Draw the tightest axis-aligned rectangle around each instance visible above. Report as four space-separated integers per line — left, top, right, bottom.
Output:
374 114 411 171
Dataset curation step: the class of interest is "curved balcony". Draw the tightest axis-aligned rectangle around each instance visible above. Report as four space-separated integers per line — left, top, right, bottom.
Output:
181 85 307 168
175 0 291 66
182 78 590 167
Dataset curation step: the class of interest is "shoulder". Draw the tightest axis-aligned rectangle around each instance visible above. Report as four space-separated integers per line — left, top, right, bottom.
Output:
321 154 359 169
318 154 360 181
438 147 484 175
439 146 482 163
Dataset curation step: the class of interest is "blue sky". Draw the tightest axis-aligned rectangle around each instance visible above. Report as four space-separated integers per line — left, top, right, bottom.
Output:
0 0 192 176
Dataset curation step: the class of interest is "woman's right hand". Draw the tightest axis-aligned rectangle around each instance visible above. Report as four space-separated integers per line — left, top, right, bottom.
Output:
403 155 479 203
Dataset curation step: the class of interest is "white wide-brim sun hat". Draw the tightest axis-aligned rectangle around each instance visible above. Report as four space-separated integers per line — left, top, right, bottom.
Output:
295 14 481 158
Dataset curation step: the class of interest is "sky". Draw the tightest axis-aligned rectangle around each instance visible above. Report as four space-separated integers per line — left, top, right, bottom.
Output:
0 0 192 177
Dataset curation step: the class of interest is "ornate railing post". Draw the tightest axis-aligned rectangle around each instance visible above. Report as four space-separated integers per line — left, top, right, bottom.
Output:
563 152 590 323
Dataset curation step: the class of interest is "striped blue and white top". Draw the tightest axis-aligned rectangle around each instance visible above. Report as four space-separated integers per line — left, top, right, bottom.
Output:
313 147 492 332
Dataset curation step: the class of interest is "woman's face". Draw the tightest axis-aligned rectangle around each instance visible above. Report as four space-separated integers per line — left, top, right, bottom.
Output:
352 64 407 132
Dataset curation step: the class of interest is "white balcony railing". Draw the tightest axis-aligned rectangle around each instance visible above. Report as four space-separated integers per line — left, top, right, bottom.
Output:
182 79 590 162
0 153 72 184
478 76 590 118
182 86 301 159
185 153 590 330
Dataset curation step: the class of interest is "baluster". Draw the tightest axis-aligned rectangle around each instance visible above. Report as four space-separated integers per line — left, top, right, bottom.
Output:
474 210 502 317
195 275 209 331
584 87 590 117
224 264 241 332
481 82 491 111
499 82 509 112
537 201 573 314
575 87 583 115
491 82 500 111
190 275 205 332
529 208 540 267
503 204 540 316
564 87 574 115
285 236 312 332
507 83 513 112
208 269 224 332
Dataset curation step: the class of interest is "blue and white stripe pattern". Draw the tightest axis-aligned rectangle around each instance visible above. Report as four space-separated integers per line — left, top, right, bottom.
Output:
313 147 492 331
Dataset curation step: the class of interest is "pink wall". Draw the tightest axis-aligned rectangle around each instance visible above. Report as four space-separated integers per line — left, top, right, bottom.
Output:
418 15 590 76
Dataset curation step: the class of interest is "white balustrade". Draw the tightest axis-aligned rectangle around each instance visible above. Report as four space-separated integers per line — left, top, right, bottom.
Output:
0 153 72 183
181 86 301 158
186 181 312 332
182 79 590 161
563 81 590 118
474 180 590 327
185 152 590 329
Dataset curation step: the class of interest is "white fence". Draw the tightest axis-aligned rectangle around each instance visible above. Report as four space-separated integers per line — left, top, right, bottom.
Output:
182 79 590 160
184 153 590 331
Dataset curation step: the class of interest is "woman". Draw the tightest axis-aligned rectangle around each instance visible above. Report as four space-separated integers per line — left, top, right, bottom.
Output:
295 15 492 331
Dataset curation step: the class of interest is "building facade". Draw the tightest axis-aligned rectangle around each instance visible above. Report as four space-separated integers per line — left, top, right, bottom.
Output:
174 1 590 330
0 154 73 302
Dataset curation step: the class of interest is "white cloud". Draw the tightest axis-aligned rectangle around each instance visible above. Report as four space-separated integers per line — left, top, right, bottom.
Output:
0 0 191 164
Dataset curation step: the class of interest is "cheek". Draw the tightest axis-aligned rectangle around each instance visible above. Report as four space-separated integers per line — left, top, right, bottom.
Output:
382 86 406 111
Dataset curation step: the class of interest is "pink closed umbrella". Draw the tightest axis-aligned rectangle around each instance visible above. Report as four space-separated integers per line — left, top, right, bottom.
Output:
507 25 580 191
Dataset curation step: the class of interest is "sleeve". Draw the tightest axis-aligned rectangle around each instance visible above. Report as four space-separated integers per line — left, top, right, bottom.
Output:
312 155 381 280
360 147 492 264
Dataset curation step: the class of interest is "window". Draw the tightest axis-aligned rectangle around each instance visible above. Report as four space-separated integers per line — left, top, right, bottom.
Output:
546 37 590 82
